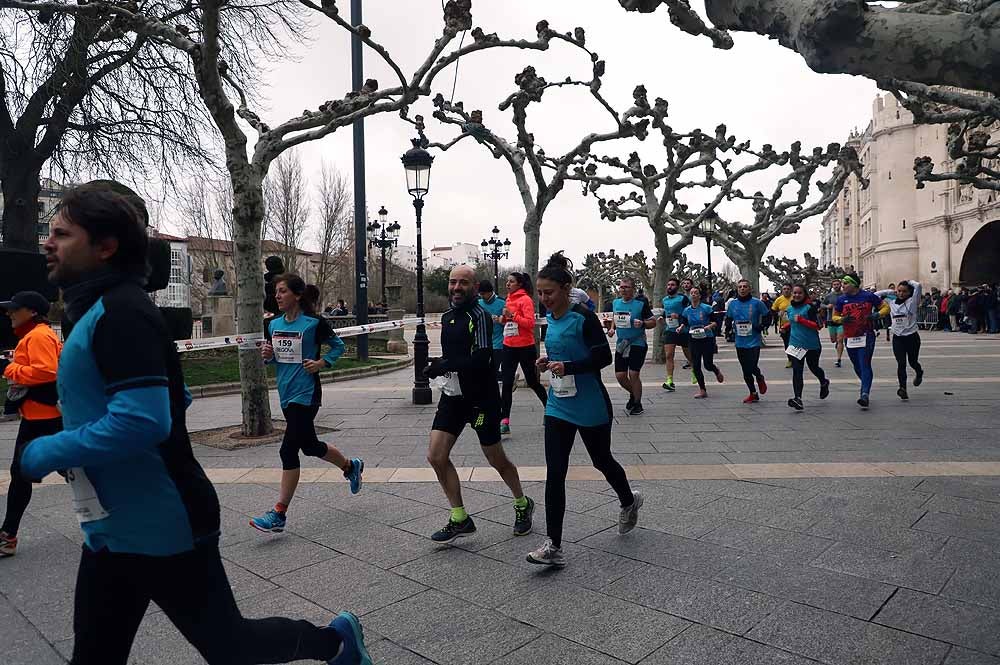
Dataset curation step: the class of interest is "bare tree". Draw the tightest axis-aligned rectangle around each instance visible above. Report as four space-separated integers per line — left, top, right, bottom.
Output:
314 162 352 306
763 252 849 296
264 152 310 272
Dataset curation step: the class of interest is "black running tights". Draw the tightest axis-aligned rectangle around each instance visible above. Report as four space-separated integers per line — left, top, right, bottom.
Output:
501 344 547 419
689 338 718 390
736 347 764 394
2 417 62 536
892 332 922 388
790 349 826 399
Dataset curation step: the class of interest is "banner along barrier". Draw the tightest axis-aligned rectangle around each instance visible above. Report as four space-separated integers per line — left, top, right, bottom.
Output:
174 318 426 353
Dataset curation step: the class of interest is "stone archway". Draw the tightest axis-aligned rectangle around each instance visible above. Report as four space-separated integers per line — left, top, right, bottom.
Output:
959 220 1000 285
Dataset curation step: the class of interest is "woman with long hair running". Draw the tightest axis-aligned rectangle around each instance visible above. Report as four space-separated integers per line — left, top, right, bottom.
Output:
782 284 831 411
679 287 723 398
499 271 547 436
876 280 924 400
527 253 641 567
250 274 365 533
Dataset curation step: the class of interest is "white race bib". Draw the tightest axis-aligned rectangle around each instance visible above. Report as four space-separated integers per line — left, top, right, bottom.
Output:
503 321 519 338
272 331 303 364
735 321 753 337
690 327 707 340
66 468 109 524
430 373 463 397
548 373 577 398
613 312 631 328
786 345 808 360
666 317 680 330
846 335 867 349
651 308 665 318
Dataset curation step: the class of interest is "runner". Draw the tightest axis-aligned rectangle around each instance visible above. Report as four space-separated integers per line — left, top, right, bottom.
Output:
679 286 724 399
499 271 547 435
527 252 641 567
21 186 369 665
477 280 506 382
823 279 846 367
680 278 695 372
876 280 924 400
725 279 769 403
604 277 655 415
660 277 692 392
783 285 831 411
0 292 62 557
252 273 364 533
772 283 793 367
423 265 535 542
832 273 890 410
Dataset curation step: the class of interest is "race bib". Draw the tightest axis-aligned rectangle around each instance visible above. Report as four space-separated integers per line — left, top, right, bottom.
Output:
549 373 577 398
272 331 303 364
690 327 707 340
846 335 867 349
613 311 631 328
651 308 665 318
503 321 519 338
430 373 463 397
666 317 680 330
786 345 808 360
66 468 109 524
735 321 753 337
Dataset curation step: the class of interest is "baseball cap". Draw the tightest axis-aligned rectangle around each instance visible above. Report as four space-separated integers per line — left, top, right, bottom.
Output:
0 291 51 316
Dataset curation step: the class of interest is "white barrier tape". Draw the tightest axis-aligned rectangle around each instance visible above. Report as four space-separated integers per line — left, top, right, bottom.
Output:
174 318 426 353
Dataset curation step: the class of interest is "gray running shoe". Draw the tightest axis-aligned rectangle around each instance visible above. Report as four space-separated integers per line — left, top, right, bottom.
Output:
619 491 644 534
526 539 566 567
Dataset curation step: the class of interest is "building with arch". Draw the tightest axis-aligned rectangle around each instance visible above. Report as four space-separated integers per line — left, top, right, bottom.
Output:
819 92 1000 290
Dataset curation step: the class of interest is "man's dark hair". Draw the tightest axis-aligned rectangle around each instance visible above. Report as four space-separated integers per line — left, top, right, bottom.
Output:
478 279 495 294
58 186 148 277
264 256 285 273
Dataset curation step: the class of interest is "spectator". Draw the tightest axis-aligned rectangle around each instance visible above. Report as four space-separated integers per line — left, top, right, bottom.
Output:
947 288 963 332
331 299 349 316
940 290 951 331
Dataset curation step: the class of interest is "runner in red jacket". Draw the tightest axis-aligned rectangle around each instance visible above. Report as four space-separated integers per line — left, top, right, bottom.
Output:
499 272 547 435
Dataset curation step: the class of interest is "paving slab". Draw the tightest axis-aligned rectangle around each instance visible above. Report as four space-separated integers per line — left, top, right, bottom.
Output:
874 588 1000 656
643 624 816 665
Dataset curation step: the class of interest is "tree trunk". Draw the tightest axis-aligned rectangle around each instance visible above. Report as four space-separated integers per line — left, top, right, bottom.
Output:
1 158 43 251
231 169 273 436
650 230 676 364
523 210 541 289
728 245 765 295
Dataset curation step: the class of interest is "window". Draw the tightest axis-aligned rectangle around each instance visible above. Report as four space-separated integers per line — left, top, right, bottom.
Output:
902 219 906 229
37 202 45 213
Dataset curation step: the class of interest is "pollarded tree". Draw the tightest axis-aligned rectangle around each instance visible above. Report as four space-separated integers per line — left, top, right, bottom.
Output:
762 252 849 296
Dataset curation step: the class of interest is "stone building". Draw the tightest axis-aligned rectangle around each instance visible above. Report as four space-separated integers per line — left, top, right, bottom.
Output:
820 92 1000 289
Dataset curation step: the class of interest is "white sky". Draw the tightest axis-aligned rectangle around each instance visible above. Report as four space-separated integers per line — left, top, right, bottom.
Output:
160 0 879 279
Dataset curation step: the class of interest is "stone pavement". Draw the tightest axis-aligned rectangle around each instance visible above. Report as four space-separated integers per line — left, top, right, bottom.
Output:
2 330 1000 664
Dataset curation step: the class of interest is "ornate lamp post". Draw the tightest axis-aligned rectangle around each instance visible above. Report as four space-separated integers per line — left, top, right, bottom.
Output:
480 225 511 286
401 139 434 405
367 205 400 306
701 215 716 297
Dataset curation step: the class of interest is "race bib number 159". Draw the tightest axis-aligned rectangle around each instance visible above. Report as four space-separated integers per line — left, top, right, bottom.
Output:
272 331 303 364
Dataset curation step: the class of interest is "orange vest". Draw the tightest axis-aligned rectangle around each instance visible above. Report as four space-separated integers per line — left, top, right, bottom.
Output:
3 322 62 420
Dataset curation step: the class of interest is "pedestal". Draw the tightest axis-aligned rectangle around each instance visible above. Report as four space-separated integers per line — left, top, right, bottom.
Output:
386 307 409 355
204 296 235 337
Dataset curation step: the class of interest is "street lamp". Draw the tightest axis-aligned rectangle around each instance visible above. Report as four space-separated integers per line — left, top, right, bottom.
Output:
701 215 716 297
367 205 400 306
402 139 434 405
480 225 511 286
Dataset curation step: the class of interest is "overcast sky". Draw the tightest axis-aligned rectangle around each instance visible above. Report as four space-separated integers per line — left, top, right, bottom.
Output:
160 0 880 283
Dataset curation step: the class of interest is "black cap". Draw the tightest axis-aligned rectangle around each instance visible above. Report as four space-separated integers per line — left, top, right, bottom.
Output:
0 291 50 316
478 280 495 294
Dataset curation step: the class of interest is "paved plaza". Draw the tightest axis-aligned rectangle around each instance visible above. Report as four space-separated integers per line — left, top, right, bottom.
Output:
3 330 1000 664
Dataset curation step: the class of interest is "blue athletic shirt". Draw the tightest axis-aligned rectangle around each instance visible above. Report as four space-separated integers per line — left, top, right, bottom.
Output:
786 301 822 350
543 304 613 427
726 297 768 349
681 303 715 337
267 313 345 409
477 295 506 351
612 297 653 347
835 291 886 338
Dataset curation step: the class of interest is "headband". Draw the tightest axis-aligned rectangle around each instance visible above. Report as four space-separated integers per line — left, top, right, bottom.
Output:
842 275 860 287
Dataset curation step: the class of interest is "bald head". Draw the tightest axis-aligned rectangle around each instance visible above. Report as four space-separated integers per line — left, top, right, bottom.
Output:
448 264 478 307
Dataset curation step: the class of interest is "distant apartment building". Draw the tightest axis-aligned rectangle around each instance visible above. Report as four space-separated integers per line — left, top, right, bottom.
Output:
429 242 481 269
394 243 429 272
0 178 67 250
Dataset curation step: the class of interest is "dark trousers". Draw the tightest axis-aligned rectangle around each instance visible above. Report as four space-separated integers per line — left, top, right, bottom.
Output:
689 338 718 390
892 332 922 388
500 345 547 420
543 416 632 548
736 347 764 393
2 417 62 536
70 538 341 665
790 349 826 399
279 403 326 470
492 348 503 382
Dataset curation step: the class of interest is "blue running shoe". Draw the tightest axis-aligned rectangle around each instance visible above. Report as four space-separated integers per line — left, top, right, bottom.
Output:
345 458 364 495
328 611 372 665
249 509 286 533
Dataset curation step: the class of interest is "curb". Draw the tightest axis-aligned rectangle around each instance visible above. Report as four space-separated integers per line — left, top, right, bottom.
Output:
189 357 414 399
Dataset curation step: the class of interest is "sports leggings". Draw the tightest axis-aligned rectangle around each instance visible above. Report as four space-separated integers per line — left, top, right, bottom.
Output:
736 347 764 394
689 337 718 390
846 333 876 396
2 417 62 536
543 416 633 548
790 349 827 399
500 344 547 419
891 332 922 388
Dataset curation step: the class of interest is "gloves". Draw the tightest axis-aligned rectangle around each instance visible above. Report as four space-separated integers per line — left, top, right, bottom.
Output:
423 357 446 379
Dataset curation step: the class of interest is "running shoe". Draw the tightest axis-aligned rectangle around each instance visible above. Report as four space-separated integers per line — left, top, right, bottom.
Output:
662 379 675 392
629 402 644 416
757 376 768 395
619 491 644 534
694 390 708 399
785 359 792 369
682 362 691 370
787 397 804 411
897 387 909 401
625 396 635 414
820 379 831 400
0 531 17 557
743 393 759 404
249 509 286 533
527 539 566 567
913 369 924 387
513 497 535 536
714 368 725 384
857 394 870 410
500 419 511 436
431 516 477 543
691 371 698 385
327 611 372 665
344 458 364 495
835 360 842 368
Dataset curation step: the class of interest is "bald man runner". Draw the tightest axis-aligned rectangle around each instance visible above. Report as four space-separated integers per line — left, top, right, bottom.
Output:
422 265 535 542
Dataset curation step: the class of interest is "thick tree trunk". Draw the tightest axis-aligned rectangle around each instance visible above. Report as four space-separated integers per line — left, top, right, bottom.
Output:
650 230 675 364
523 210 541 290
1 158 43 251
728 245 765 295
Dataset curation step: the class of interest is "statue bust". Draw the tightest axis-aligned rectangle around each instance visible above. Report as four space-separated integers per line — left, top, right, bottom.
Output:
208 269 228 296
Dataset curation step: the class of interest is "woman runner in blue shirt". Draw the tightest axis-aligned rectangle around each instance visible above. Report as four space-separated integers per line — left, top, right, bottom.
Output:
782 284 831 411
527 253 642 568
679 287 724 399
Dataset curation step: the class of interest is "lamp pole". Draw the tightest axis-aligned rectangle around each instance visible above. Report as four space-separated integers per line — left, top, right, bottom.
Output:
480 225 510 286
402 140 434 405
367 206 399 306
702 216 716 298
350 0 368 360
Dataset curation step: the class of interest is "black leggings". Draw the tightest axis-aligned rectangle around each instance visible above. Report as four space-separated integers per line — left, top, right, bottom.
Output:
2 417 62 536
892 332 922 388
70 538 341 665
790 349 827 399
736 347 765 393
279 403 327 470
500 344 547 420
543 416 633 548
689 337 718 390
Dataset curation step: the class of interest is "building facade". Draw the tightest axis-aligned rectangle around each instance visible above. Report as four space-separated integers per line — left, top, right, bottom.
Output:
394 243 429 272
429 242 481 269
819 92 1000 290
150 233 192 309
0 178 67 251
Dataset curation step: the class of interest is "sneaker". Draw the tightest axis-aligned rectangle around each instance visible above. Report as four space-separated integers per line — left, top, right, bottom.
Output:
913 369 924 387
897 387 909 401
431 516 477 543
757 376 768 395
857 394 870 410
743 393 759 404
662 379 675 392
785 359 792 368
714 368 724 384
0 531 17 557
629 402 644 416
249 509 287 533
625 396 635 414
820 380 831 400
500 419 511 436
694 390 708 399
619 491 643 534
327 611 372 665
526 539 566 567
513 497 535 536
835 359 842 368
344 458 364 495
691 371 698 385
787 397 804 411
682 362 691 370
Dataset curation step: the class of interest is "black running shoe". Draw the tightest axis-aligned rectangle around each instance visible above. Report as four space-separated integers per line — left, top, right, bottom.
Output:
857 394 870 410
513 497 535 536
682 362 691 370
787 397 804 411
629 402 644 416
431 517 477 543
913 369 923 387
625 396 635 414
820 380 830 400
897 387 909 401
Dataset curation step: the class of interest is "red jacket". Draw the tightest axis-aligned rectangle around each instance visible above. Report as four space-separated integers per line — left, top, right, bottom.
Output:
4 321 62 420
501 288 536 348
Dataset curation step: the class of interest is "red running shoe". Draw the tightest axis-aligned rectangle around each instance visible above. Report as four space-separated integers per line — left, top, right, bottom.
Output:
743 393 760 404
757 376 768 394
